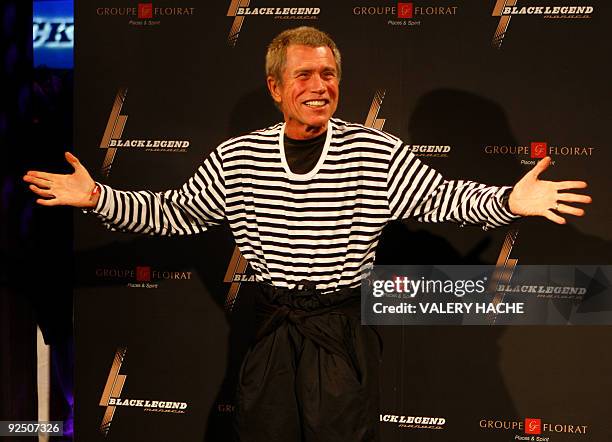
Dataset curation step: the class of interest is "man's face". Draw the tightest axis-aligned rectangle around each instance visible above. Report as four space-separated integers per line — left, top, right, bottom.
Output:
267 44 339 139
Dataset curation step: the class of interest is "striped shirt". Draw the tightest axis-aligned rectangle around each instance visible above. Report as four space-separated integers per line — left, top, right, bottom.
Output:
91 118 519 291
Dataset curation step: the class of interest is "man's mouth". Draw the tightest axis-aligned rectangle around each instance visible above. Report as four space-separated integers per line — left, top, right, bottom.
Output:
303 100 328 108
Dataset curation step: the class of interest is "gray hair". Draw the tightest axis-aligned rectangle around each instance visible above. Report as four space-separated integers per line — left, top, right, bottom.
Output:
265 26 342 83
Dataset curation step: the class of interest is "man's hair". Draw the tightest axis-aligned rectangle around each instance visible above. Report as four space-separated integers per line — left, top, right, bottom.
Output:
265 26 342 83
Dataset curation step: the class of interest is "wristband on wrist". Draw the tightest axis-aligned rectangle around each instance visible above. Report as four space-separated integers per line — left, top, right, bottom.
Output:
82 184 101 212
89 184 101 208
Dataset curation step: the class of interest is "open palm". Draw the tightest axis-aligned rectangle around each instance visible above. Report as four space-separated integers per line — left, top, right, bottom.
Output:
23 152 98 208
508 157 592 224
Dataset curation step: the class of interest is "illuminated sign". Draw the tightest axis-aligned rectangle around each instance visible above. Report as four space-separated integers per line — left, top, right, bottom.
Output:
33 1 74 68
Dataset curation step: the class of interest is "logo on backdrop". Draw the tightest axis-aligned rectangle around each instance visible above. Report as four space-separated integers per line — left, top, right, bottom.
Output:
99 88 191 176
223 246 256 312
352 2 458 27
364 89 387 131
496 282 587 300
491 0 593 48
525 418 542 435
407 144 451 158
479 417 588 438
95 265 193 289
531 141 547 158
484 141 594 166
380 413 446 430
99 348 189 436
363 89 451 158
95 3 195 27
226 0 320 46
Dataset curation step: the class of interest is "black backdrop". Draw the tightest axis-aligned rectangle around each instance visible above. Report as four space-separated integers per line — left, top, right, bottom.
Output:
74 1 612 441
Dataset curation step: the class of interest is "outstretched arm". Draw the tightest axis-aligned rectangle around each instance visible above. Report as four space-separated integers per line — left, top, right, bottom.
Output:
387 143 591 228
23 150 226 236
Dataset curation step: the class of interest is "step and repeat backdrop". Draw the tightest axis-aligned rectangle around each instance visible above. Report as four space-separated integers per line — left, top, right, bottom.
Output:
74 1 611 441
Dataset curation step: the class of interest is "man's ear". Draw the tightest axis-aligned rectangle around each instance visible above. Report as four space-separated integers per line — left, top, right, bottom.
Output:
267 76 282 105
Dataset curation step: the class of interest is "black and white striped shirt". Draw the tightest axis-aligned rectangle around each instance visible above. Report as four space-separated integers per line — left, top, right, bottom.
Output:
91 118 519 291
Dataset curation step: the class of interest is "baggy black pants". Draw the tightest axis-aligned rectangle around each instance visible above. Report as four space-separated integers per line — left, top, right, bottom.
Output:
233 283 382 442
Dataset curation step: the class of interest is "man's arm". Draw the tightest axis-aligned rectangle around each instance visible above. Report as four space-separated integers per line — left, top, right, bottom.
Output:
386 143 590 229
23 150 226 236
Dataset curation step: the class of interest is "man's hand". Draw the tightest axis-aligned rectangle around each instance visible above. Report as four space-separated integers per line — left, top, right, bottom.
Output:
23 152 99 208
508 156 592 224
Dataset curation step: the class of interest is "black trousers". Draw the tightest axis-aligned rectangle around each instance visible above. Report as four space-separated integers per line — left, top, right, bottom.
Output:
233 283 382 442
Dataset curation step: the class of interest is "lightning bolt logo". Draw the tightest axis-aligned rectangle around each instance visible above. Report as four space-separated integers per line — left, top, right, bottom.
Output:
99 347 128 436
491 0 518 48
99 88 128 177
226 0 251 47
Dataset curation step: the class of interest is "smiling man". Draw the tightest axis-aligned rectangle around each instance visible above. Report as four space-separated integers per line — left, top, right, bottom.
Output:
267 42 339 139
23 27 591 441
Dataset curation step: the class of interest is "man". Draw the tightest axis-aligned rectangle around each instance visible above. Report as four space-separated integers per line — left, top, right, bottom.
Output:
23 27 591 441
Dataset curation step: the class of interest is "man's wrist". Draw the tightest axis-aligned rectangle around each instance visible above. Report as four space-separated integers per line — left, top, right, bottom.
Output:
87 183 101 208
501 187 517 215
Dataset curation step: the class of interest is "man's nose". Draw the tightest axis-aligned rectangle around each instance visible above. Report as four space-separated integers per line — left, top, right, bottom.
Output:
308 74 325 93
